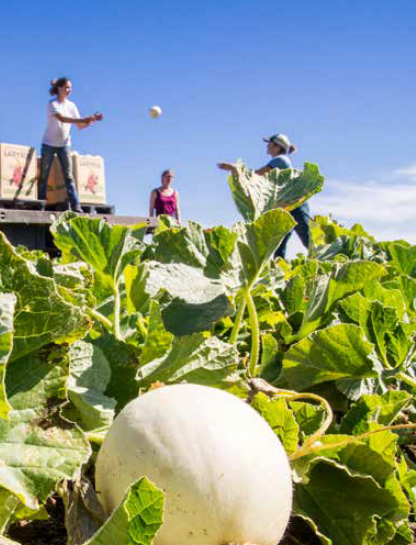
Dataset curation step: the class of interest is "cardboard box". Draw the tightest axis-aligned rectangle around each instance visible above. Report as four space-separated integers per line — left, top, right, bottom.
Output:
72 153 106 204
41 156 68 204
0 143 37 200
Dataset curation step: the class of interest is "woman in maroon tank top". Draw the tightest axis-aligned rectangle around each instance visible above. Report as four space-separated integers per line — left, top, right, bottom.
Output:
149 169 181 223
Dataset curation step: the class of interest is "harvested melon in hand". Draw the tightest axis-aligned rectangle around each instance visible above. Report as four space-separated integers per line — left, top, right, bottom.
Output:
95 384 292 545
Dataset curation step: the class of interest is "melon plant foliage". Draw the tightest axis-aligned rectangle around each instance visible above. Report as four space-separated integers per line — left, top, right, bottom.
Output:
0 162 415 545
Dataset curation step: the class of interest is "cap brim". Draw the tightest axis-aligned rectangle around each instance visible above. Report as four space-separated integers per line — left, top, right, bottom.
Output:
262 138 270 143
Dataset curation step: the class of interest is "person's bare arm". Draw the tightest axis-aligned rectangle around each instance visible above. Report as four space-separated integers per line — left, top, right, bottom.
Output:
219 162 272 177
175 191 181 224
54 112 103 129
255 165 273 176
149 190 157 217
219 161 277 179
54 113 93 124
217 162 238 176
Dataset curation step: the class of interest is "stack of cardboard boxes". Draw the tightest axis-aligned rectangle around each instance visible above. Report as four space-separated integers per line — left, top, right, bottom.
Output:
0 143 106 205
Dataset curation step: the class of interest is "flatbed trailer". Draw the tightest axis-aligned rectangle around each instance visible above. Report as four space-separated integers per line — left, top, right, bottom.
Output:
0 207 158 254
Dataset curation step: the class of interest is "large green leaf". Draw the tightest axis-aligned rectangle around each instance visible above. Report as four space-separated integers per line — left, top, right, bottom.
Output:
228 161 324 221
309 217 381 262
145 210 294 334
397 458 416 512
132 221 239 334
289 400 326 440
386 522 414 545
0 345 91 510
144 261 233 336
383 242 416 278
297 261 386 339
140 212 294 335
298 434 397 485
281 323 382 390
362 280 406 320
84 477 164 545
339 391 412 434
140 301 173 366
251 393 299 455
0 489 19 534
282 275 306 315
153 214 180 234
145 220 241 299
0 233 89 360
233 208 295 287
136 333 240 389
64 341 116 432
312 216 375 244
0 294 15 419
258 332 281 379
124 263 151 314
149 221 238 286
94 333 140 412
143 221 241 325
0 488 46 536
339 293 416 369
51 214 143 289
382 275 416 316
335 376 381 402
293 427 410 545
52 261 95 310
352 422 399 470
149 211 296 292
5 345 69 416
15 250 95 311
294 460 401 545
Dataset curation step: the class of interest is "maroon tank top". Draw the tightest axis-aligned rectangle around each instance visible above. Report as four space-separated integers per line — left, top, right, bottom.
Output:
154 189 177 217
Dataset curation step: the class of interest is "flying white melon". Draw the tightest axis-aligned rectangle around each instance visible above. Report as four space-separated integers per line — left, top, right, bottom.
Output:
149 105 162 118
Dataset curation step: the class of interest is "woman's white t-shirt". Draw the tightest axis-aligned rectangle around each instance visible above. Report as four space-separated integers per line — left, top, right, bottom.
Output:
42 98 80 147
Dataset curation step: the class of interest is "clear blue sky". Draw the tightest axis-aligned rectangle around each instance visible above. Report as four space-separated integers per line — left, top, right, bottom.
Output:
1 0 416 251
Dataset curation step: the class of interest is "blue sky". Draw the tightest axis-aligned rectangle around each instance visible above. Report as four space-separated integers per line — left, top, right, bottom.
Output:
1 0 415 255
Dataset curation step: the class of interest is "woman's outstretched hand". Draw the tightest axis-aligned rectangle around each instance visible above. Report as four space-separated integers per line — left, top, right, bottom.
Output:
80 112 104 127
217 162 237 175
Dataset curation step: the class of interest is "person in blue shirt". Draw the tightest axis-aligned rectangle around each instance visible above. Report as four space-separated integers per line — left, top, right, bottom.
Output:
218 133 310 259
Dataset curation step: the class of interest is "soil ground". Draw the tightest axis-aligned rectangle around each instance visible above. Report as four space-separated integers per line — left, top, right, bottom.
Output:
8 497 66 545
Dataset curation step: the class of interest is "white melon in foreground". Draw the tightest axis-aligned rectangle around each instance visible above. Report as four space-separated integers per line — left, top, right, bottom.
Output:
96 384 292 545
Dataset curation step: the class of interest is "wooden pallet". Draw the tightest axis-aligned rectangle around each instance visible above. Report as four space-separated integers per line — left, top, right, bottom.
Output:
81 203 115 215
45 202 115 214
0 199 46 211
45 202 70 212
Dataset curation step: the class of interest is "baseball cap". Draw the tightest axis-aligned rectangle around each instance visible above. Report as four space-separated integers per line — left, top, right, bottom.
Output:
263 133 291 152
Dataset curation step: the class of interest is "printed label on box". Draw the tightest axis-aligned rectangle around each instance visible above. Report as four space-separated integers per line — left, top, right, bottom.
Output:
0 143 38 200
73 154 106 204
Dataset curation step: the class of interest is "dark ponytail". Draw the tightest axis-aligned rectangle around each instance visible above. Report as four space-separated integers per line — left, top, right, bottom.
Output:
288 144 297 154
49 77 71 96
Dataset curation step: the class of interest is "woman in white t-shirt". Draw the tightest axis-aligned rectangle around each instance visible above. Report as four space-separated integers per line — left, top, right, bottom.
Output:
38 77 103 212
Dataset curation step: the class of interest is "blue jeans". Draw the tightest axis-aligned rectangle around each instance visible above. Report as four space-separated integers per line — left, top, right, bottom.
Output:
38 144 80 209
275 203 311 259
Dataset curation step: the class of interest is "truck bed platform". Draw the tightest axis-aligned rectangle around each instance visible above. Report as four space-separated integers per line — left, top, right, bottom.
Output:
0 207 158 254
